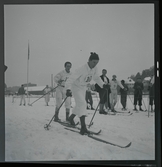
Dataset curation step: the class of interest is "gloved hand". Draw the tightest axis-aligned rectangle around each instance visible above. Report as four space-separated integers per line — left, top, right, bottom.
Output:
58 79 64 85
66 89 72 97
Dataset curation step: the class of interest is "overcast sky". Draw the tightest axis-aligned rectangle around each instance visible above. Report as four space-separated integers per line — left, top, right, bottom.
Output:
4 4 154 87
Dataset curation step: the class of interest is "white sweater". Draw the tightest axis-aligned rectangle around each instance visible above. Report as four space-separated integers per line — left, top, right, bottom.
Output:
54 70 72 87
65 63 104 90
110 79 124 91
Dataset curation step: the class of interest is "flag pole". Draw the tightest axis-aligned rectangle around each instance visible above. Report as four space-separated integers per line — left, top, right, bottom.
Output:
27 40 30 104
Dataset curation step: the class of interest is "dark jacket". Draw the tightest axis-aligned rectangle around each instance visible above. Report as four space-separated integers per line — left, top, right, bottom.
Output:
133 82 144 95
120 83 129 95
148 83 154 96
18 87 26 95
95 75 111 93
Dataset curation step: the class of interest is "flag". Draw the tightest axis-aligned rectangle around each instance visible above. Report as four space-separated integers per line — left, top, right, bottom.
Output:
28 42 30 60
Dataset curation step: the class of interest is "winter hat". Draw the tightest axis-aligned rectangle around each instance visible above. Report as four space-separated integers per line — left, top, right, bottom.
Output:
112 75 117 78
89 52 99 61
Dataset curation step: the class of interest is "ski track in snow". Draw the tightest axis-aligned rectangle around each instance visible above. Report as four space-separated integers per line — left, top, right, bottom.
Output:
5 95 155 161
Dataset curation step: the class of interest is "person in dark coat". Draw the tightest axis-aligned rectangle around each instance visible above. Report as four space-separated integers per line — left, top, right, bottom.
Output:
148 75 155 112
95 69 111 114
133 77 144 111
18 84 26 106
120 80 129 110
85 86 95 110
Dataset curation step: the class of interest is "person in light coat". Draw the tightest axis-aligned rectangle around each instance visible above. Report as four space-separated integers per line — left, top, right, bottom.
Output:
65 52 106 135
44 85 51 106
109 75 125 113
54 62 72 121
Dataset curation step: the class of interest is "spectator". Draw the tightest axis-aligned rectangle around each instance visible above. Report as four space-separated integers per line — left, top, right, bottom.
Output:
133 77 144 111
109 75 125 113
44 85 51 106
85 85 95 110
120 80 129 110
148 75 155 112
18 84 26 106
95 69 111 114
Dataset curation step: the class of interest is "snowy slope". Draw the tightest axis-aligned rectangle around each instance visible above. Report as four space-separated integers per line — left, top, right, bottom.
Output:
5 95 155 161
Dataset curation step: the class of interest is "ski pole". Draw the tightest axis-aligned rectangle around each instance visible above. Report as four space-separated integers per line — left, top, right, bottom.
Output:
88 89 107 128
28 85 59 106
44 96 68 130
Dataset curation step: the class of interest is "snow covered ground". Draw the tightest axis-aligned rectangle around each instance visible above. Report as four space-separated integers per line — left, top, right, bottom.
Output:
5 94 155 161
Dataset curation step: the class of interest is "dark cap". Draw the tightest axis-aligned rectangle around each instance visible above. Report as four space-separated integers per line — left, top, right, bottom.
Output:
89 52 99 61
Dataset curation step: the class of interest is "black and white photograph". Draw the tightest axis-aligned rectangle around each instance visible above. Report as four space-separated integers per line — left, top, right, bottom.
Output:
2 2 160 165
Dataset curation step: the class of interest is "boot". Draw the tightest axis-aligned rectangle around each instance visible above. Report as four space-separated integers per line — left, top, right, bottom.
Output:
68 114 76 125
54 109 60 122
87 106 90 110
80 115 90 135
99 104 107 114
133 105 138 111
91 106 95 110
66 108 70 121
66 112 69 121
139 106 144 111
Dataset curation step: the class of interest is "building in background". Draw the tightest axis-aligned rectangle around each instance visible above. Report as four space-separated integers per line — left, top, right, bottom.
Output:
125 77 135 89
24 86 47 95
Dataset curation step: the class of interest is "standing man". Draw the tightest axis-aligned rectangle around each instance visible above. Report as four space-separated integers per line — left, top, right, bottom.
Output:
148 75 155 112
54 62 72 122
109 75 125 113
95 69 111 114
133 77 144 111
18 84 26 106
44 85 51 106
120 80 129 110
65 52 106 135
85 85 95 110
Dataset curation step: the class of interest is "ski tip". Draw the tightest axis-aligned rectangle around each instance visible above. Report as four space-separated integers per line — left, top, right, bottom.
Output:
125 142 132 148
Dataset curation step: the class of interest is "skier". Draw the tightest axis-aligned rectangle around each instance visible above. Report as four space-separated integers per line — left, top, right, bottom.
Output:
44 85 51 106
120 80 129 110
18 84 26 106
95 69 111 114
85 85 95 110
133 77 144 111
109 75 125 113
54 62 72 122
65 52 106 135
148 75 155 112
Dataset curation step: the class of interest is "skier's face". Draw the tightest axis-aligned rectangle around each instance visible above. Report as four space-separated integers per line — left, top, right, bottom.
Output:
112 75 116 80
65 63 72 73
88 60 99 69
102 70 107 76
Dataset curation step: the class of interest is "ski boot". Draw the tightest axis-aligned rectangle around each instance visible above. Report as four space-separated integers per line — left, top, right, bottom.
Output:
91 107 95 110
80 115 90 135
54 110 60 122
68 114 76 126
139 107 144 111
